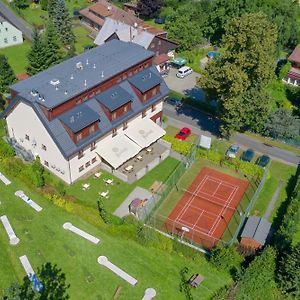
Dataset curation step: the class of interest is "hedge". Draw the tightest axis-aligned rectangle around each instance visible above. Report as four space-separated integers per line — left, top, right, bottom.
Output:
163 134 193 156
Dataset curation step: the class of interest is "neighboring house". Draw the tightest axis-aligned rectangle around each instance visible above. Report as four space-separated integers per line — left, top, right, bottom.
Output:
0 16 23 49
94 18 177 75
79 0 166 36
240 216 271 251
1 40 170 184
284 44 300 86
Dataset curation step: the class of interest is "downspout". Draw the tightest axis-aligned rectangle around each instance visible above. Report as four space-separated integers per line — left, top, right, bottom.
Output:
68 158 72 184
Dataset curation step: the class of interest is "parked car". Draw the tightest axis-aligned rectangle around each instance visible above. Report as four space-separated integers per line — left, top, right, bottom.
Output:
165 97 181 107
176 66 193 78
175 127 191 141
256 155 270 168
240 149 255 162
154 17 165 24
226 144 240 158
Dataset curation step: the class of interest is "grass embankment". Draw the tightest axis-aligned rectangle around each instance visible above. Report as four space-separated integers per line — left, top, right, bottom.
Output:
0 169 231 299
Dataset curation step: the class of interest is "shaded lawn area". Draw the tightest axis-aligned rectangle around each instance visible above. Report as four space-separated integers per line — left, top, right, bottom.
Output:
73 24 93 54
251 161 297 221
66 157 180 213
0 41 30 74
0 169 231 299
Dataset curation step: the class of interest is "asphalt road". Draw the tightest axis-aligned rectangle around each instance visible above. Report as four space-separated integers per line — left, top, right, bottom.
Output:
163 102 300 166
0 1 33 41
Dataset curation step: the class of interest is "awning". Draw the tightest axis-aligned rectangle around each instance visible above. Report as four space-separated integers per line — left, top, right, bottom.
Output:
96 134 141 169
124 118 166 148
171 57 187 67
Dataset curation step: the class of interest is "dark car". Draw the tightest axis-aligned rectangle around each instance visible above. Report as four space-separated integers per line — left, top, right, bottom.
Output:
165 97 181 107
240 149 255 162
256 155 270 168
175 127 191 141
226 144 240 158
154 17 165 24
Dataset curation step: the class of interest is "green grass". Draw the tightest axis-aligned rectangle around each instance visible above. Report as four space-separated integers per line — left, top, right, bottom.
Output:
0 168 231 299
251 161 297 221
73 24 93 54
66 157 180 214
244 132 300 156
0 41 31 74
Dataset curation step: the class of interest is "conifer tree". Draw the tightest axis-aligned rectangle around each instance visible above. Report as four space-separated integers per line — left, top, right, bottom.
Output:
44 21 64 68
0 55 16 93
27 30 47 75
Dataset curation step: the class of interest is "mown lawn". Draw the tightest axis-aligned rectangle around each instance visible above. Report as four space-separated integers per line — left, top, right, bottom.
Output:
0 41 31 74
0 168 231 299
66 157 180 213
165 125 198 143
251 161 297 221
73 24 93 54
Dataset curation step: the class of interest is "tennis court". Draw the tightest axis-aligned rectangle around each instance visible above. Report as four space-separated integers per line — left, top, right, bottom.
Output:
164 167 249 248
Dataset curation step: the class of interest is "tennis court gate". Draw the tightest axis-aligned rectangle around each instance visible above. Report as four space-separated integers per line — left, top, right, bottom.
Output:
136 140 199 221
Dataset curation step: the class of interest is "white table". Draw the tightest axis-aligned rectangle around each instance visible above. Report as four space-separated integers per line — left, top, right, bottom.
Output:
146 148 152 153
82 183 90 190
94 172 102 178
99 191 109 198
125 165 133 172
105 179 114 185
137 155 143 161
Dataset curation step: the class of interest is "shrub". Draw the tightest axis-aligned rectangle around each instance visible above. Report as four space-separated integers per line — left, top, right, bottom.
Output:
163 134 193 155
0 139 14 158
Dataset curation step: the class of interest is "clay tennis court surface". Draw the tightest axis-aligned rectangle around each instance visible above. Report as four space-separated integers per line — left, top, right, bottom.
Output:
165 167 249 248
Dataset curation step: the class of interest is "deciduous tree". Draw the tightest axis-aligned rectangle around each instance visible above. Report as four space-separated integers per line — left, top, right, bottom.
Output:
136 0 163 19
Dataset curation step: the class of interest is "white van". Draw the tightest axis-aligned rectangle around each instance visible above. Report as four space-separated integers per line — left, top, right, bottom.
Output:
176 66 193 78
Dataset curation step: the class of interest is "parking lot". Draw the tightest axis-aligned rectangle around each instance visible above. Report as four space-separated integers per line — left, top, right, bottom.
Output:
164 67 205 101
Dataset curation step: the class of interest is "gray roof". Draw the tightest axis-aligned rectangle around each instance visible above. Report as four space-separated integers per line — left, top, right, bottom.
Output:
11 40 154 109
2 66 169 159
94 17 154 49
241 216 271 245
95 85 132 112
59 103 100 133
128 69 161 93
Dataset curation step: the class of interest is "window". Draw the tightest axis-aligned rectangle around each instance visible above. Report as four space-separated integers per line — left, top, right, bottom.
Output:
145 63 149 68
76 99 81 105
4 38 8 43
78 149 84 159
85 161 90 168
143 94 147 101
25 134 29 141
112 128 117 137
44 161 49 167
123 122 128 130
151 104 156 112
150 43 155 48
124 105 128 113
89 125 95 134
152 88 157 96
142 110 146 118
112 112 116 120
117 78 121 83
90 141 96 150
122 74 127 80
13 36 17 42
77 133 82 142
129 72 132 76
42 144 47 151
91 157 97 164
79 165 84 172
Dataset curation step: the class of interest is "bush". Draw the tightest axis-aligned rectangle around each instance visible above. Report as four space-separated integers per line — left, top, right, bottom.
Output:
0 140 14 158
163 134 193 155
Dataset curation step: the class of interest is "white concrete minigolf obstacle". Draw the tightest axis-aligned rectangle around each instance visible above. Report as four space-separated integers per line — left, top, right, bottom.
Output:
0 215 20 245
0 172 11 185
15 191 42 212
19 255 35 277
97 256 138 286
63 222 100 244
142 288 157 300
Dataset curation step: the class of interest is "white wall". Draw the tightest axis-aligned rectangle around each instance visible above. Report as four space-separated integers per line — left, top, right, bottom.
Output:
0 21 23 49
6 102 71 183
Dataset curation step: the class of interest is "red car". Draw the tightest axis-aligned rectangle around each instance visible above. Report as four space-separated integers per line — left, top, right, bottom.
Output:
175 127 191 141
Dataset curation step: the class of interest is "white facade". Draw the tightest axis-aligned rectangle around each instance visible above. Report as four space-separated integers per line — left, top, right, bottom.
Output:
0 20 23 49
6 100 163 184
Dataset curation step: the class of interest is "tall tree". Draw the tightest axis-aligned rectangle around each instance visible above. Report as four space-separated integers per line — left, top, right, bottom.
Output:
136 0 164 19
235 247 279 300
27 30 47 75
48 0 75 48
0 55 16 93
264 108 300 139
44 21 64 68
199 12 277 135
277 243 300 298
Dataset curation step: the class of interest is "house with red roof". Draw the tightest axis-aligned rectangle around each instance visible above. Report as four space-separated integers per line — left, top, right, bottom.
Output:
284 44 300 86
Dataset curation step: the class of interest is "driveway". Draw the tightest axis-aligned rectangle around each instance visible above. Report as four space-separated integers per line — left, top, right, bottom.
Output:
164 67 205 101
0 1 33 41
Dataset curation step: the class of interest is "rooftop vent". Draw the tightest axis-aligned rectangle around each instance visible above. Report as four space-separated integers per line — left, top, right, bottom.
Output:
134 22 138 28
149 72 151 78
84 80 87 87
93 64 96 69
50 79 60 86
70 74 74 80
70 116 75 123
64 90 68 95
31 89 38 96
101 71 104 78
111 92 117 98
107 5 112 11
86 59 89 65
76 62 83 69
